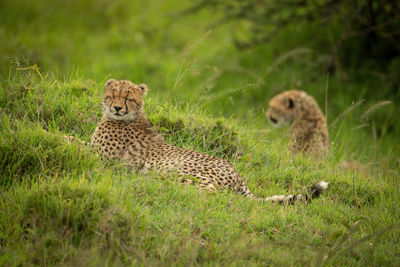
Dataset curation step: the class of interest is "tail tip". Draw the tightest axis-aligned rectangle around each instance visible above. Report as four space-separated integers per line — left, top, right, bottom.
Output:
317 181 329 191
309 181 329 199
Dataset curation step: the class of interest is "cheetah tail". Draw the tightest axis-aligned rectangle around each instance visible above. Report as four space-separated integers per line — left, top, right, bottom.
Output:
264 181 328 204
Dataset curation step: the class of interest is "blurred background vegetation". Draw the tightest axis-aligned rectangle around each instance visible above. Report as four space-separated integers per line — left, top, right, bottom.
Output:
0 0 398 158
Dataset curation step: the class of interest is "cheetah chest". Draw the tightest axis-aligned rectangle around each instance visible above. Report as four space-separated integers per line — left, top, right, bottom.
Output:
91 120 150 167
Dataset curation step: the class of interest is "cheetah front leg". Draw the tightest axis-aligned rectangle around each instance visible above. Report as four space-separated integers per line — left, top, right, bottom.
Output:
41 128 88 146
63 135 87 145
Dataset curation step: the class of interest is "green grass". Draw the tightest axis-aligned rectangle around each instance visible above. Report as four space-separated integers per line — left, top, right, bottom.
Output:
1 0 399 265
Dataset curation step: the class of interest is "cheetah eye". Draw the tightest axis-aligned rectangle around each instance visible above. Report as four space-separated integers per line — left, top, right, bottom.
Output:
126 99 139 107
288 98 294 109
105 96 113 101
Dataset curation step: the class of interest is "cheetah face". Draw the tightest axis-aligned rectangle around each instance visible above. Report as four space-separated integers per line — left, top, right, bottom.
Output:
266 91 298 127
103 79 147 121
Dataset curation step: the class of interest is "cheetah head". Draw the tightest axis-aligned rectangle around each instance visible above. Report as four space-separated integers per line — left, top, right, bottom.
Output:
103 79 148 121
265 90 306 127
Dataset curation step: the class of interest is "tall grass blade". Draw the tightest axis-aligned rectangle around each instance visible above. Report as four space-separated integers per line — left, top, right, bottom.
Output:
361 101 392 121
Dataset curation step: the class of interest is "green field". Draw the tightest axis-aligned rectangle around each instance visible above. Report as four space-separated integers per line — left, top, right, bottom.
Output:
1 0 399 265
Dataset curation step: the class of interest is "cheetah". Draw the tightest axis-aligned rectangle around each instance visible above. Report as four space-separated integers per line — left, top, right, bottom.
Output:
90 79 328 204
266 90 329 158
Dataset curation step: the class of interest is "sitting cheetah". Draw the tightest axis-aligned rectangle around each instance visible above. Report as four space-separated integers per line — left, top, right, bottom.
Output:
90 79 328 203
266 90 329 158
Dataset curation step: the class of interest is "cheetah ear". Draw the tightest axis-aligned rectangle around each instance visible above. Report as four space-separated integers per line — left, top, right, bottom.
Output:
286 97 294 109
105 79 116 87
138 83 148 95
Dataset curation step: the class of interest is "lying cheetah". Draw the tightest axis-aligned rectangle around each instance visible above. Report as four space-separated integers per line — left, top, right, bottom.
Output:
89 80 328 203
266 90 329 158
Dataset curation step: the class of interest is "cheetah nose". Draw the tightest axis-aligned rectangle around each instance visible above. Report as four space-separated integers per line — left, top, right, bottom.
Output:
114 106 122 112
269 116 278 124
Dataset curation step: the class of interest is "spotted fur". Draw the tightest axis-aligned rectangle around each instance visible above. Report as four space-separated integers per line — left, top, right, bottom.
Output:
91 80 328 203
266 90 329 158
